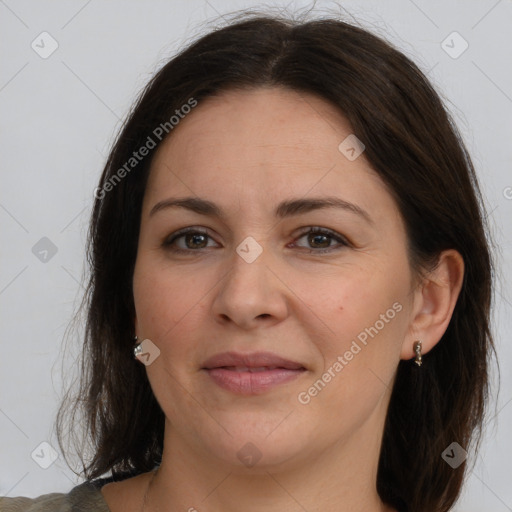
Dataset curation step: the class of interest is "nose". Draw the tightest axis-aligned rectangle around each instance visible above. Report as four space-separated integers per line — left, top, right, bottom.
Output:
211 243 289 330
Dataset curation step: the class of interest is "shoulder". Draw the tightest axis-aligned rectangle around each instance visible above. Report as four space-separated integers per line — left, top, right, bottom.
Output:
0 492 66 512
0 481 110 512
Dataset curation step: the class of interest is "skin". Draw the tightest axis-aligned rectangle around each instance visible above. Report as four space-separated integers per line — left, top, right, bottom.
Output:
101 87 464 512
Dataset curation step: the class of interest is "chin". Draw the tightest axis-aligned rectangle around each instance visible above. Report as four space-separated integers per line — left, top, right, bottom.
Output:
202 420 314 472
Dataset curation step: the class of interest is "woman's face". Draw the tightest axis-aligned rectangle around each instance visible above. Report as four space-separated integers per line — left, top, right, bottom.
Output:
133 87 417 471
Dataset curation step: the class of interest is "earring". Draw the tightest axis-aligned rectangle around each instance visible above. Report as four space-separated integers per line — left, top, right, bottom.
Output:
413 340 422 367
133 336 143 359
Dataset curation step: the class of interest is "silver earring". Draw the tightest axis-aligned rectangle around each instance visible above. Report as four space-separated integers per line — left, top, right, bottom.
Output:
413 340 422 367
133 336 143 358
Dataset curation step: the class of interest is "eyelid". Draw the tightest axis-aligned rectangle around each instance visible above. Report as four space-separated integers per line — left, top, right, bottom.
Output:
163 226 216 247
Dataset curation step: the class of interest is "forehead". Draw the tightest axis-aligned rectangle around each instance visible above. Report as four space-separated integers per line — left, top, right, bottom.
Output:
144 87 399 224
151 87 354 172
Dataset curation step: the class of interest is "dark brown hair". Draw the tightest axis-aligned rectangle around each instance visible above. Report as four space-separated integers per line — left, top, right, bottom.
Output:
57 11 496 512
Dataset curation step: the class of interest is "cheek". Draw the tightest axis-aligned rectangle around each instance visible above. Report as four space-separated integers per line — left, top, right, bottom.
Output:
295 277 408 436
133 256 212 340
132 258 213 415
299 262 411 418
304 261 408 348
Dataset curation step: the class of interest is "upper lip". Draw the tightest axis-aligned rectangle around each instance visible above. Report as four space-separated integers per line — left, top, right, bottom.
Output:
202 351 305 370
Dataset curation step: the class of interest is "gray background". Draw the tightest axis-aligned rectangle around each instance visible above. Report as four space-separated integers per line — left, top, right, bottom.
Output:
1 0 511 510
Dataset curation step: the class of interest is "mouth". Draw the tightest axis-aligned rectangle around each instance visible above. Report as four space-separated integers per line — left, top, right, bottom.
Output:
202 352 307 395
219 366 295 372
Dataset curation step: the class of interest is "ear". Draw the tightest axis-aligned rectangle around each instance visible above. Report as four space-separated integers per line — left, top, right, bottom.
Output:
400 249 464 360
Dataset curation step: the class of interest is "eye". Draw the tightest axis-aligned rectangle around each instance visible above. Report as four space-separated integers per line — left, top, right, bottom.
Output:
292 227 349 254
162 226 349 255
163 227 217 253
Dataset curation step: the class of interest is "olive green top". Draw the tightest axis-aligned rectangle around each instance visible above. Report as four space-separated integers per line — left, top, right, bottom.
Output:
0 480 111 512
1 476 409 511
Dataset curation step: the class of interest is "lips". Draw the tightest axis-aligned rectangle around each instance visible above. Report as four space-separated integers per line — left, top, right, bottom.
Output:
202 351 306 395
222 366 283 372
202 351 305 371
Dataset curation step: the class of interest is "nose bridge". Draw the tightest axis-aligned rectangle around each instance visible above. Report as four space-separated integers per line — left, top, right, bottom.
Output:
225 235 272 300
211 235 288 327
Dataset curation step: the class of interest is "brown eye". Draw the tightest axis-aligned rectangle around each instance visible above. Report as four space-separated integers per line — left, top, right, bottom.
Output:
163 228 217 253
183 232 208 249
308 232 331 249
293 227 349 254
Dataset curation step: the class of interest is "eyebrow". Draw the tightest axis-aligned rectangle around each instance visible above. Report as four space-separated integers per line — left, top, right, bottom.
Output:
149 196 373 224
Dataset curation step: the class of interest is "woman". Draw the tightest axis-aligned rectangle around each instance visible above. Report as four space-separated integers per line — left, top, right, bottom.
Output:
1 11 495 512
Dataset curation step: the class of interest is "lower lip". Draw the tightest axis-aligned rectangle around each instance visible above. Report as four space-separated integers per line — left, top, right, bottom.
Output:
204 368 305 394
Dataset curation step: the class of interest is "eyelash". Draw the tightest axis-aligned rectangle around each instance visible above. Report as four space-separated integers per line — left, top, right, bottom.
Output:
162 226 350 255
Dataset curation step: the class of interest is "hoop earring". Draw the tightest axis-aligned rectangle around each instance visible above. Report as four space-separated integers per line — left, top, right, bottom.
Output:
133 335 143 359
413 340 423 367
